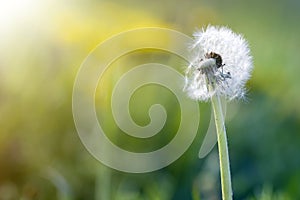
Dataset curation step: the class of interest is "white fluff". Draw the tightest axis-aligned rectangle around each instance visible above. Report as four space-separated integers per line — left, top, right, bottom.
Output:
184 25 253 101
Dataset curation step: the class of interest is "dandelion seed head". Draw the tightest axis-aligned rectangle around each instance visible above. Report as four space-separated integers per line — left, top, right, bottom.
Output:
184 25 253 101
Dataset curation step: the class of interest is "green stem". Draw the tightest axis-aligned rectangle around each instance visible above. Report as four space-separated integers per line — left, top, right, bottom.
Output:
211 93 233 200
96 165 111 200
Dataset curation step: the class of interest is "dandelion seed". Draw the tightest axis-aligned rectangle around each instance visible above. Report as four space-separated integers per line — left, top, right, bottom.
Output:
184 25 253 101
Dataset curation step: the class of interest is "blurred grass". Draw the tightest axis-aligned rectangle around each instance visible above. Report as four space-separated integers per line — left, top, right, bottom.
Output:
0 0 300 199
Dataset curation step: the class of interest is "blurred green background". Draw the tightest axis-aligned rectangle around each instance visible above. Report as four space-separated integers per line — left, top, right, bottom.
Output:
0 0 300 199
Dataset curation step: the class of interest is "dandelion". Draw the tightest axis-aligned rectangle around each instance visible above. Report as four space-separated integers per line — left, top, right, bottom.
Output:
184 25 253 101
184 25 253 200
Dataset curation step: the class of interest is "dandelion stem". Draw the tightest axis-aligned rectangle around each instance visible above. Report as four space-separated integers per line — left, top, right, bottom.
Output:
211 92 233 200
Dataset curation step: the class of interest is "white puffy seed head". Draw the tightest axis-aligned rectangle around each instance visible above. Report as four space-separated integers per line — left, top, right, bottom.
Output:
184 25 253 101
